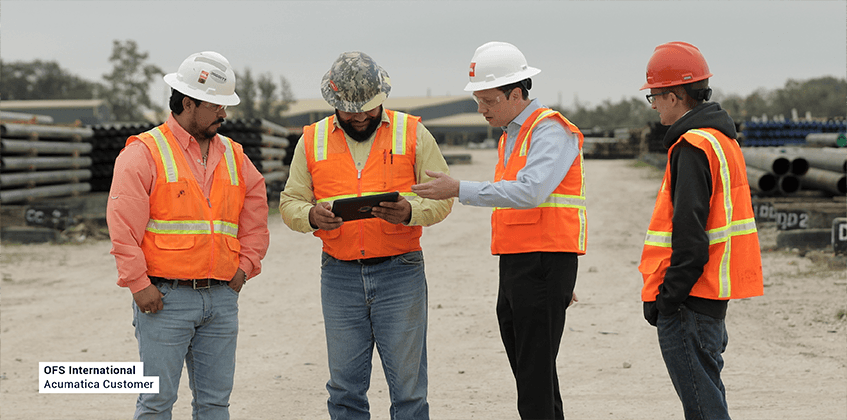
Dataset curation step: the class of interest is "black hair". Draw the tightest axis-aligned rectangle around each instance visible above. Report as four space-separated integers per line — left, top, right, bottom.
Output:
169 89 202 115
498 78 532 100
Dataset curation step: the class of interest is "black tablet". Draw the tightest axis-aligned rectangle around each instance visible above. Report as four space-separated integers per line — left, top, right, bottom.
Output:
330 192 400 221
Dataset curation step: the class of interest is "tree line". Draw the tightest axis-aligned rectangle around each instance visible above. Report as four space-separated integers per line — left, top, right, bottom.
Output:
1 40 843 129
0 40 295 125
556 76 846 133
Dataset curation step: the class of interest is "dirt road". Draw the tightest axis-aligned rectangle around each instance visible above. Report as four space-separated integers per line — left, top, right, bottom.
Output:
1 147 845 419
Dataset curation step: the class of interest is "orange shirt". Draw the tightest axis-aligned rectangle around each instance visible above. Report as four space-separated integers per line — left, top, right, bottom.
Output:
107 114 269 293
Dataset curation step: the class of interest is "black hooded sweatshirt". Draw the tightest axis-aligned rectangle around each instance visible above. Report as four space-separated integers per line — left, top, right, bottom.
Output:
643 102 738 326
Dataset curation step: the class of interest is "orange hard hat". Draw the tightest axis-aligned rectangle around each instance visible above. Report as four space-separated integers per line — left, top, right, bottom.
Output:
640 42 713 90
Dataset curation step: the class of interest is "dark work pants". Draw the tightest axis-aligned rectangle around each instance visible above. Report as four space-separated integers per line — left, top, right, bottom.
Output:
497 252 577 420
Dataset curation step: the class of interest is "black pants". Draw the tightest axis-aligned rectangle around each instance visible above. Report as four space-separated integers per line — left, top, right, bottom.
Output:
497 252 577 420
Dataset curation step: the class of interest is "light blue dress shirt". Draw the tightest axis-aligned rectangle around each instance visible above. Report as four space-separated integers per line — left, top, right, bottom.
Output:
458 99 579 209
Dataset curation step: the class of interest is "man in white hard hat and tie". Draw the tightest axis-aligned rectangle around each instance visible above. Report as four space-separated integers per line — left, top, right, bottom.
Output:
107 51 269 419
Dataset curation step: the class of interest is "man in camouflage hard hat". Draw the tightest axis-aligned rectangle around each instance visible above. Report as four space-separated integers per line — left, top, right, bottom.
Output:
280 51 453 419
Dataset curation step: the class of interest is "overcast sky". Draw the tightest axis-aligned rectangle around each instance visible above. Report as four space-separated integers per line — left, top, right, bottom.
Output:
2 0 845 111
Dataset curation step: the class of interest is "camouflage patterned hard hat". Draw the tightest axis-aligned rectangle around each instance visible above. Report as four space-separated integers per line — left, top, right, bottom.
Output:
321 51 391 113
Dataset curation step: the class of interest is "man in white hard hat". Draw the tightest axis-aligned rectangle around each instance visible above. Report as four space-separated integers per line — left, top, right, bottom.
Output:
107 51 269 419
412 41 586 419
279 51 452 419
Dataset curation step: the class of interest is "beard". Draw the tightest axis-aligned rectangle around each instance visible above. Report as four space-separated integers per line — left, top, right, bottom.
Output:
190 117 225 141
337 109 382 142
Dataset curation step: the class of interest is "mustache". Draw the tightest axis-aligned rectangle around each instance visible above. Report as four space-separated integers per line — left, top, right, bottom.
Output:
214 118 225 125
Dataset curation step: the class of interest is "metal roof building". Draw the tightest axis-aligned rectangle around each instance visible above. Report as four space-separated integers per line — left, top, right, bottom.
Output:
0 100 110 125
281 96 499 144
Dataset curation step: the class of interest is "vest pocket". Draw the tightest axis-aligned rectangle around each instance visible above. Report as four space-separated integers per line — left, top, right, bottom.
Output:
501 208 541 225
638 257 664 276
224 235 241 253
154 234 195 250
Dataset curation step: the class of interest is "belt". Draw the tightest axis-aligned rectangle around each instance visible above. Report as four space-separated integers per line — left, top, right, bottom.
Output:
347 256 392 266
149 276 226 289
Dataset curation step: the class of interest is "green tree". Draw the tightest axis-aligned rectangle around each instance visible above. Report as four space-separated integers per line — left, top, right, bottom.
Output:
235 68 258 119
228 68 295 124
257 72 278 121
0 59 100 100
101 40 163 122
771 77 846 119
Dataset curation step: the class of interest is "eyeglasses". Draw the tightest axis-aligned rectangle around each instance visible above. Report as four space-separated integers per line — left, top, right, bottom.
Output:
472 94 502 108
645 91 673 104
200 102 227 112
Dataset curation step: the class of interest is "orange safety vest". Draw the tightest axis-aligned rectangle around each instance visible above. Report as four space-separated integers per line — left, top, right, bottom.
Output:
490 108 587 255
640 128 764 301
128 123 247 280
303 110 422 260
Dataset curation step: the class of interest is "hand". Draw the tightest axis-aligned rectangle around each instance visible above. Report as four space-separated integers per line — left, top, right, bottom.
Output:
410 170 460 200
309 202 343 231
229 268 247 293
569 292 579 308
643 301 659 327
133 284 164 314
371 195 411 224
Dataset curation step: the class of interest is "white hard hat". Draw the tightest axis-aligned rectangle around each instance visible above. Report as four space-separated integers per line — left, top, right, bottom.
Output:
464 41 540 92
164 51 240 106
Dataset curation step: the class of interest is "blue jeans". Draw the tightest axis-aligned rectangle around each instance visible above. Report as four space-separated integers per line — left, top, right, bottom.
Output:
132 280 239 420
320 251 429 420
657 304 730 420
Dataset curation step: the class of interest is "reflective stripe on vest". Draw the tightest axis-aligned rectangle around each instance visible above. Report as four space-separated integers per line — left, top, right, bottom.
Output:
312 112 410 163
144 128 240 238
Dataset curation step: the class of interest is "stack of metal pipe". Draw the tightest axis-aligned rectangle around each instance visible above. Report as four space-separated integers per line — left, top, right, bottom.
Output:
89 123 156 192
743 147 846 196
0 123 94 203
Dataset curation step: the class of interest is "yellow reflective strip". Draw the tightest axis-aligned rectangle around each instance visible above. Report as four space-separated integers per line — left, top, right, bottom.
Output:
644 230 672 247
146 219 211 234
689 129 733 297
148 127 178 183
518 109 557 157
314 118 329 162
213 220 239 237
578 207 587 251
219 135 239 186
392 112 408 155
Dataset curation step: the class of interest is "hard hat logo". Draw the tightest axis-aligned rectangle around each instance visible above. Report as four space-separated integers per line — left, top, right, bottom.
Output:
469 63 476 78
209 71 226 84
321 51 391 113
164 51 240 106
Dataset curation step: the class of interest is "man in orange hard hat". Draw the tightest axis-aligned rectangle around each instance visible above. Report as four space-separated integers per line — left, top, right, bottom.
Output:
638 41 764 420
413 41 586 419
